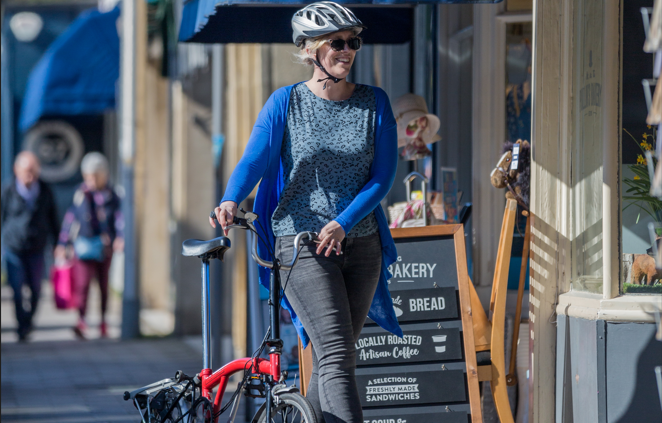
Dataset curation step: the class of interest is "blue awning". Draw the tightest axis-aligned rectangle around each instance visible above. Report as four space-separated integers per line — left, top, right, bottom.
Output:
179 0 502 44
20 7 120 132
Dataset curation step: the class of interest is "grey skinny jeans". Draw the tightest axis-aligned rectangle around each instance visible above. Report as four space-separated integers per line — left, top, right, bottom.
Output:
275 232 382 423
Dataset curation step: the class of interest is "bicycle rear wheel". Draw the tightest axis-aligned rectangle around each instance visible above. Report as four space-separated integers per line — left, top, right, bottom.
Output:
253 392 317 423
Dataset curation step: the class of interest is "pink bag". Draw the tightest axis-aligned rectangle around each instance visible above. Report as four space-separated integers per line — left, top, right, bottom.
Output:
51 262 74 309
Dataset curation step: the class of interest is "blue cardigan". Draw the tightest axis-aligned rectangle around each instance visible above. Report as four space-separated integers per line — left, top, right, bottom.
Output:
221 82 403 347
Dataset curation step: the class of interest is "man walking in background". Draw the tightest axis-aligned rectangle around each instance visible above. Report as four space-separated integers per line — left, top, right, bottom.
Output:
1 151 60 341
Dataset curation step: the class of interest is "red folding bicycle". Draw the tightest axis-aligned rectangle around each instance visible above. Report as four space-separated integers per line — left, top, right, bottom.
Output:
124 210 317 423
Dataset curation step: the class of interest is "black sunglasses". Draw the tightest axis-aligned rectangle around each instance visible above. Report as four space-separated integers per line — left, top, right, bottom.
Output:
327 37 362 52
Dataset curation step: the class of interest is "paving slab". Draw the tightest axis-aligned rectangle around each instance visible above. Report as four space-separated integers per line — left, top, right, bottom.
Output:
1 282 251 422
0 337 253 423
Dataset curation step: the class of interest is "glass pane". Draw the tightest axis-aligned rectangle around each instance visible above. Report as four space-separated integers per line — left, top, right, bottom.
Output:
571 0 604 294
505 23 532 144
620 2 662 295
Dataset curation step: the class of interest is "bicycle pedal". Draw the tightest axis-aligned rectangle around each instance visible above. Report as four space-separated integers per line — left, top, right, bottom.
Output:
243 377 266 398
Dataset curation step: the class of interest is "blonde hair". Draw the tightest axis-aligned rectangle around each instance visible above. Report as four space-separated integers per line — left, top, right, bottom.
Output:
293 28 362 66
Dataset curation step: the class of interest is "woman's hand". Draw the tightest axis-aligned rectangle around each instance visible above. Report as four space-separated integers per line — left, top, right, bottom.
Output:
316 221 346 257
113 237 124 252
210 201 238 236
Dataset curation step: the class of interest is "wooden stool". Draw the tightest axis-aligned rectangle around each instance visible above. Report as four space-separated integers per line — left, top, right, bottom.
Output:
471 198 530 423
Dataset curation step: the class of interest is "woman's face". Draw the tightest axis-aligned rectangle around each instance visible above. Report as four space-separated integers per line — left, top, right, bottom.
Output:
83 172 108 191
311 30 358 79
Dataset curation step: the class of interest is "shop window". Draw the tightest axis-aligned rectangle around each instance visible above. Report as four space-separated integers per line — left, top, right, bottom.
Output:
505 23 532 145
620 1 662 295
571 0 604 294
505 22 532 276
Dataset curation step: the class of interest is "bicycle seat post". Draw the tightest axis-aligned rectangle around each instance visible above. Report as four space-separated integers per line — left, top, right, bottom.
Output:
201 255 212 370
270 261 280 342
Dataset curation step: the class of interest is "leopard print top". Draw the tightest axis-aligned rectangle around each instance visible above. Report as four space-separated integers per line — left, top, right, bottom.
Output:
271 83 379 238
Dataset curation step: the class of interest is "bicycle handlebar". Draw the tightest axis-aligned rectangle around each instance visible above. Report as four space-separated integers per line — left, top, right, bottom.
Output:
210 209 315 271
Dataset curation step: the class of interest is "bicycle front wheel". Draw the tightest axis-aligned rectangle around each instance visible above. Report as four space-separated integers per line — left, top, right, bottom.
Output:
253 392 317 423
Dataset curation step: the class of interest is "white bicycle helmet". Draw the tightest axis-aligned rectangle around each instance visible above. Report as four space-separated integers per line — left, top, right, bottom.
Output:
292 2 366 47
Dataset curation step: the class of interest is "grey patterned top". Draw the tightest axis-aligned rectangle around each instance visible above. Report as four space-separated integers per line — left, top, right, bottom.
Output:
271 83 379 238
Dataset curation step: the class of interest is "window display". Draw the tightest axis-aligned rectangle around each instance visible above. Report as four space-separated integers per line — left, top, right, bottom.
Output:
621 1 662 294
505 23 532 145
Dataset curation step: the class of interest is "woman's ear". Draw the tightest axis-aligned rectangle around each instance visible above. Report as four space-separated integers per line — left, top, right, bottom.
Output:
305 47 314 62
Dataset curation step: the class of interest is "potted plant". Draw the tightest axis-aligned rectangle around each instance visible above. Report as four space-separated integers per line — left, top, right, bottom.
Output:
623 126 662 228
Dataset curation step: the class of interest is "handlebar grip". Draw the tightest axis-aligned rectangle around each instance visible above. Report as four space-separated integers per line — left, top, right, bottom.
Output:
175 370 192 383
233 216 248 226
210 210 249 228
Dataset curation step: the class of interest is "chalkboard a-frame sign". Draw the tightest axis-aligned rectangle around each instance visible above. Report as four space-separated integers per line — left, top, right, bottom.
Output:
298 225 482 423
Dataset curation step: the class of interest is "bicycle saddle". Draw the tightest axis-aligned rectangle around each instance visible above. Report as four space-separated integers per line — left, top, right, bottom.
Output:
181 236 231 259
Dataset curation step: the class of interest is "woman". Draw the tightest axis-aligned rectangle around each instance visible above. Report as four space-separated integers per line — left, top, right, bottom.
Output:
55 152 123 339
211 3 402 422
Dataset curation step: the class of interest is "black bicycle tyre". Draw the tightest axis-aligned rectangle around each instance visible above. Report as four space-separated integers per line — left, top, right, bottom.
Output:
252 391 317 423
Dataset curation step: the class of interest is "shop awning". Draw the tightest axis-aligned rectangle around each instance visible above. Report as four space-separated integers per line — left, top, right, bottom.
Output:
179 0 502 44
20 7 120 132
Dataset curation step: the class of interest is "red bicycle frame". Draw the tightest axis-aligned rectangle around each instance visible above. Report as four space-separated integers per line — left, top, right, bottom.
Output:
199 354 280 418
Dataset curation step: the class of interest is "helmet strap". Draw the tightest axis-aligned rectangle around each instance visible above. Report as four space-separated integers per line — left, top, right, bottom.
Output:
311 56 343 90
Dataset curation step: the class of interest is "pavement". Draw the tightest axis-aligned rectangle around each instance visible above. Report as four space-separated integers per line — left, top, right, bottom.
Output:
1 282 248 423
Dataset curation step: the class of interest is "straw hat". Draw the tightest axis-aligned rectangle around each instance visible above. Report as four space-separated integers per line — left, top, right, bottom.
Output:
392 93 441 147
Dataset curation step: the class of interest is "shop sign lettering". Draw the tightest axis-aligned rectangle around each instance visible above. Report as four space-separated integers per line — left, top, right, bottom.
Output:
356 328 462 365
357 369 466 407
388 259 437 280
365 377 420 403
363 411 469 423
385 288 458 322
409 296 445 312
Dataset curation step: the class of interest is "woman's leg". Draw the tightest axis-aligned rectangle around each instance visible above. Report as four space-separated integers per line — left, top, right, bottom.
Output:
97 254 112 337
73 258 94 319
97 254 113 318
305 346 323 420
341 234 382 342
276 236 361 423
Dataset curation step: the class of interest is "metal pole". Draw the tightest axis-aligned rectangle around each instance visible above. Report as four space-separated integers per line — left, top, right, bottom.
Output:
202 259 212 369
212 44 225 168
211 43 225 368
120 0 140 339
1 30 14 184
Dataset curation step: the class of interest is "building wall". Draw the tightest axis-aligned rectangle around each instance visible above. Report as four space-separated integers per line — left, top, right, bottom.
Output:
556 316 662 422
171 77 215 336
138 63 172 330
606 322 662 422
530 0 575 421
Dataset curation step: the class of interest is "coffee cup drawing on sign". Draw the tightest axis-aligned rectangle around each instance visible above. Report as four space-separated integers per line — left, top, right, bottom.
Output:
432 335 447 354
